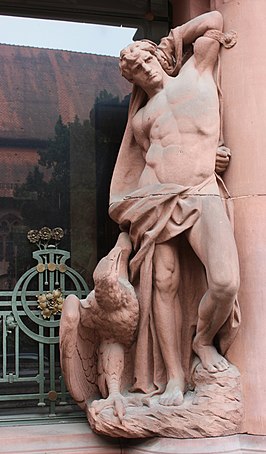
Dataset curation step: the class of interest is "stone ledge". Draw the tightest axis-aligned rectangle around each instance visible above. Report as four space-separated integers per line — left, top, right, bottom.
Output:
0 422 120 454
123 434 266 453
0 423 266 454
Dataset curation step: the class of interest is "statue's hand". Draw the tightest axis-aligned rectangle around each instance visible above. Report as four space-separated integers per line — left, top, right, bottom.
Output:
91 392 126 422
215 145 231 174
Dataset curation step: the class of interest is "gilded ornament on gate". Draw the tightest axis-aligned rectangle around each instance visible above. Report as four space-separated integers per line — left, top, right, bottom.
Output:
36 263 46 273
39 227 52 242
51 227 64 243
27 227 65 249
27 229 40 244
58 264 67 273
47 262 56 272
36 289 64 319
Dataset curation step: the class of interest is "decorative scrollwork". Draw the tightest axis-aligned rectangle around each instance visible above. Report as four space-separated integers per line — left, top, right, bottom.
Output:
12 233 89 343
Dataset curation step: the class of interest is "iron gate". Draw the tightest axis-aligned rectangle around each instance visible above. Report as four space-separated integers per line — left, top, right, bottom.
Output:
0 228 89 424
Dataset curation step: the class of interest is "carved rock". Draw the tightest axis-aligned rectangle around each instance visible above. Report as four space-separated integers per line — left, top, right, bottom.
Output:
87 363 242 438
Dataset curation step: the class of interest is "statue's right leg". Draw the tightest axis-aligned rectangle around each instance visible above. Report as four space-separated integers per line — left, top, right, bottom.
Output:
153 238 185 406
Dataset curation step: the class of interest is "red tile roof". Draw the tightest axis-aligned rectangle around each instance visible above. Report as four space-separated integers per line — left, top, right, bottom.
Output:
0 44 130 140
0 147 40 196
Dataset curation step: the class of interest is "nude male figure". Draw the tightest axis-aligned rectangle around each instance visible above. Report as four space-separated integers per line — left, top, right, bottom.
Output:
118 11 239 406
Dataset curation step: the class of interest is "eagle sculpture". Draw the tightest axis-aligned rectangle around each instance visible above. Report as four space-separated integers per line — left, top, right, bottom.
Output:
60 232 139 420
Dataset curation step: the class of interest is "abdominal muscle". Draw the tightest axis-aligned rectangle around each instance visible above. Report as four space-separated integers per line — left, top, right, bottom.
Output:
138 138 217 189
135 69 220 189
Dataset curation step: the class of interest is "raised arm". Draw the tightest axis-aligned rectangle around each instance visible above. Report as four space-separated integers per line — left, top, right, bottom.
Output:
178 11 223 46
157 11 223 75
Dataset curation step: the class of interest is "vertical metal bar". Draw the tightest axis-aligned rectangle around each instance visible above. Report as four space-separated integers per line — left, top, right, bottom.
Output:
59 375 67 405
39 262 44 294
49 330 56 416
38 327 45 407
44 255 48 287
49 252 55 291
15 323 19 376
55 254 59 286
60 266 65 293
2 315 7 378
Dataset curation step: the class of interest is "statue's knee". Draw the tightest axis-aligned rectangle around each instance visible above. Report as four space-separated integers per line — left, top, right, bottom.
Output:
210 274 239 300
153 269 178 294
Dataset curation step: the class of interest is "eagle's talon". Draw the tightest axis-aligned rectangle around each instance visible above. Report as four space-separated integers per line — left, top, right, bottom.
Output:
91 392 127 422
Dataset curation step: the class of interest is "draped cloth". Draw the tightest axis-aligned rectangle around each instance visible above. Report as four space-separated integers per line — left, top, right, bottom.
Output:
109 29 240 392
109 177 241 391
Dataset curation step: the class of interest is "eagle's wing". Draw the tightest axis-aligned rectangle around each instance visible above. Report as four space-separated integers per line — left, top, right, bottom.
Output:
60 294 100 410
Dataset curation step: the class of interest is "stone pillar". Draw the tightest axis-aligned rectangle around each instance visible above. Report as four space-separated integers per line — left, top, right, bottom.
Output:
172 0 266 436
212 0 266 435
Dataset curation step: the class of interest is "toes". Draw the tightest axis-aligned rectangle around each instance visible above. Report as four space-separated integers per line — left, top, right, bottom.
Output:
159 395 169 406
141 397 151 407
159 397 171 406
221 358 229 368
159 391 184 406
216 359 229 372
206 357 229 373
173 392 184 406
207 363 219 373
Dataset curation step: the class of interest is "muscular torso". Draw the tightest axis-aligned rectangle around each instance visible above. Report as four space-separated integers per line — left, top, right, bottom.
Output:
133 55 220 188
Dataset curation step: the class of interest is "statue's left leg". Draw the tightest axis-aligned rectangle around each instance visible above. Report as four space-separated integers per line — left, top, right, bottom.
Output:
186 196 240 373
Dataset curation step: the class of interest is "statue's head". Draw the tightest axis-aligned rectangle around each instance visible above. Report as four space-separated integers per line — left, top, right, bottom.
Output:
119 40 159 83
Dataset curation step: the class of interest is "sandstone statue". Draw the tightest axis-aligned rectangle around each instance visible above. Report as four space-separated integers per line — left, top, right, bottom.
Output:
60 10 242 438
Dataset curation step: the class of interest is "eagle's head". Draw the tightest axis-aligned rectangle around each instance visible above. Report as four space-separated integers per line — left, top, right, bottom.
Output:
93 232 132 312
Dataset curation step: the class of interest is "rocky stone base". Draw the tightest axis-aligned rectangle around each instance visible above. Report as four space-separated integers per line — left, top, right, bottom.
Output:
87 363 242 438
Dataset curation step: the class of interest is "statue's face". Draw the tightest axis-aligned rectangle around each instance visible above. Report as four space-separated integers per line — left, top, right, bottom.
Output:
128 50 164 93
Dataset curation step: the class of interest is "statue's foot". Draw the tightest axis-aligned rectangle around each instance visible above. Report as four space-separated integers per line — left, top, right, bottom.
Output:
159 378 184 406
193 340 229 373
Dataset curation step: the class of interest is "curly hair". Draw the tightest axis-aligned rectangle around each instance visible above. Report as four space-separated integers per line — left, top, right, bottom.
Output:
119 40 159 82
